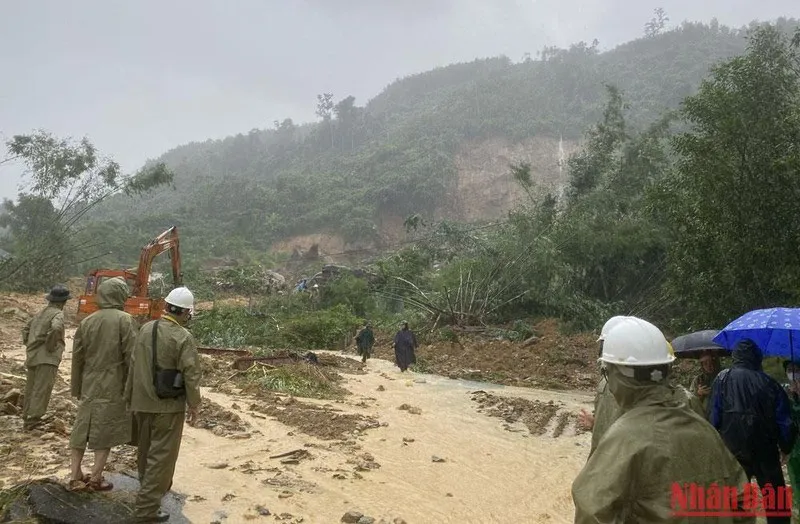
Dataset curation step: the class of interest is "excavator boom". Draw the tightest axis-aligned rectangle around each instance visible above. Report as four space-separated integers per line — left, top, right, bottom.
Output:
134 226 182 296
77 226 183 323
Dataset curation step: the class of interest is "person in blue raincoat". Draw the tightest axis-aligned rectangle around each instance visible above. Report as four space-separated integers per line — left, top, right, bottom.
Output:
709 339 797 524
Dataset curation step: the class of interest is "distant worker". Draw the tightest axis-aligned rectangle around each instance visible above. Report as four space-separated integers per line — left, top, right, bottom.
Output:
572 316 753 523
709 339 796 524
690 350 722 418
21 284 70 431
125 287 202 523
68 277 138 492
355 322 375 363
294 278 308 293
393 321 417 372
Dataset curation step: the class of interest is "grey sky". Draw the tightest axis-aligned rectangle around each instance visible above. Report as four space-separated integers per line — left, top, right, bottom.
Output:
1 0 796 200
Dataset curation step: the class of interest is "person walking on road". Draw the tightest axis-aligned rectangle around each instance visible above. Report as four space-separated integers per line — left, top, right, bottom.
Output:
572 316 753 524
709 339 796 524
125 287 202 523
68 277 138 492
355 322 375 363
21 284 70 431
393 321 417 372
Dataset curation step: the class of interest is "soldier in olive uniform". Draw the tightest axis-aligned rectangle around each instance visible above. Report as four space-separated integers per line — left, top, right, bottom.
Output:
21 284 70 430
125 287 201 523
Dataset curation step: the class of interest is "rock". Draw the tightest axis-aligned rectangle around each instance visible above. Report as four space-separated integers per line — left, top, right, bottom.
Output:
413 378 426 384
231 403 241 410
431 455 446 463
0 402 19 415
392 519 407 524
341 510 364 523
222 493 236 501
357 517 376 524
278 491 293 499
212 426 227 437
402 438 415 443
522 335 539 347
333 473 347 480
376 385 385 391
206 462 229 470
255 504 271 516
2 388 21 405
446 492 453 497
230 432 251 440
40 433 55 441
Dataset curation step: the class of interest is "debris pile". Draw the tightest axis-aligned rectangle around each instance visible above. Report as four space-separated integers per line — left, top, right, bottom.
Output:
470 390 583 437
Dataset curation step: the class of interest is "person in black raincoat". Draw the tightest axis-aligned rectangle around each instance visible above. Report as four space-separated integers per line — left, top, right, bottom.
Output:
393 321 417 372
709 338 797 524
355 322 375 363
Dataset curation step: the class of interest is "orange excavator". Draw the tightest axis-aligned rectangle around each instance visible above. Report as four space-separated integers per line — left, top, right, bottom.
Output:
76 226 182 323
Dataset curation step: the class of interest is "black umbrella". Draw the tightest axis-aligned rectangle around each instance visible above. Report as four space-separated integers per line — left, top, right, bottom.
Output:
671 330 729 359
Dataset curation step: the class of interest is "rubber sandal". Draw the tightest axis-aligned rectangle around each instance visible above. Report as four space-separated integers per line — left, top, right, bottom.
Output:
88 477 114 491
67 479 89 492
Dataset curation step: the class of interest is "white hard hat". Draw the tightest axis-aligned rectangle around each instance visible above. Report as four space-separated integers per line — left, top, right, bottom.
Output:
598 316 675 367
598 315 628 342
165 286 194 310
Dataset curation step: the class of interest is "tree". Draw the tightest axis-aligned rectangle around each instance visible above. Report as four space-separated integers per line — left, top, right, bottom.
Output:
645 8 669 38
0 130 173 289
565 85 628 202
659 25 800 327
316 93 335 149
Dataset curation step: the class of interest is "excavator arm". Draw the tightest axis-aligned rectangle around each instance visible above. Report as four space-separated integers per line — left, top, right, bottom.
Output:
133 226 182 297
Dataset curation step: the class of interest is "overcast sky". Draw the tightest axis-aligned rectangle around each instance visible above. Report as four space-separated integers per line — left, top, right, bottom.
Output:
0 0 796 200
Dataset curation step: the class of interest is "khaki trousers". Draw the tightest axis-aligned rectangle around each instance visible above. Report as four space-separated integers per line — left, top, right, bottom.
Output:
134 411 185 520
23 364 58 421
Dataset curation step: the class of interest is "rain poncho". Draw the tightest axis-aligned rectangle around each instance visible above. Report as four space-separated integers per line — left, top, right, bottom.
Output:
393 328 417 371
70 277 137 449
573 364 754 523
709 340 796 471
590 374 703 457
589 375 621 457
355 327 375 360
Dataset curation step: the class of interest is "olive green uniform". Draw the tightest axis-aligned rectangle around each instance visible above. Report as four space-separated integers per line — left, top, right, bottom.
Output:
124 316 201 521
70 278 137 450
21 304 65 425
573 365 754 523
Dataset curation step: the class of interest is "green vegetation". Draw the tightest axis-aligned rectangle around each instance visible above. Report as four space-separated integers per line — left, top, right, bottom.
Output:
243 364 347 399
77 19 799 267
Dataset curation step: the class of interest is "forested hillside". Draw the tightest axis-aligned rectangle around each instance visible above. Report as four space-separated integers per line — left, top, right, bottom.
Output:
85 19 793 265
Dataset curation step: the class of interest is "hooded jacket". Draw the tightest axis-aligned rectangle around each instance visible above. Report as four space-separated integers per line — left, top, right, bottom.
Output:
70 277 138 448
573 364 754 523
709 339 797 465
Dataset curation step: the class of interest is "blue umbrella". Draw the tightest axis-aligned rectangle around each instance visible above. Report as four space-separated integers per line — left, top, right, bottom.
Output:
713 307 800 360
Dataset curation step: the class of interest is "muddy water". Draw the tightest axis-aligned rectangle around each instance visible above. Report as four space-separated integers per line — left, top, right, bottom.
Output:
10 333 593 523
174 354 593 523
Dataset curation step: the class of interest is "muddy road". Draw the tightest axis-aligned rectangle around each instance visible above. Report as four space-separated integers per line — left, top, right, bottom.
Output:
1 319 594 523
